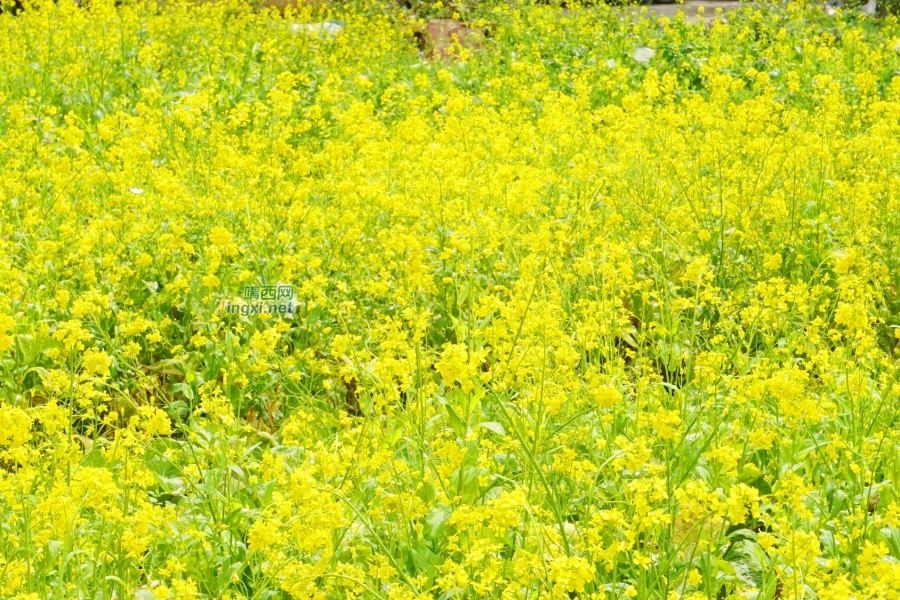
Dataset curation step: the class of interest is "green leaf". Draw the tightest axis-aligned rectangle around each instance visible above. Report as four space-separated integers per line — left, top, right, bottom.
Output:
423 505 452 540
741 475 772 497
739 463 763 483
410 544 441 578
796 435 827 459
416 481 436 504
476 421 506 437
172 382 194 401
727 529 758 542
252 430 278 447
722 539 763 587
881 527 900 559
730 559 757 587
469 386 486 411
445 404 466 439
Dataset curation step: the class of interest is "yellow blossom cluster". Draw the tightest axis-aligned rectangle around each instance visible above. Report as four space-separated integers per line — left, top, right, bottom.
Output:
1 1 900 599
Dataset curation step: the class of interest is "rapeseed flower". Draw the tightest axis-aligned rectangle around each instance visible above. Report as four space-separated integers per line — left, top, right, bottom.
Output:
0 0 898 599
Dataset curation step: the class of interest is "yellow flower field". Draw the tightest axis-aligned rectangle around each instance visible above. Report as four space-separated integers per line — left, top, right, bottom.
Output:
2 0 900 598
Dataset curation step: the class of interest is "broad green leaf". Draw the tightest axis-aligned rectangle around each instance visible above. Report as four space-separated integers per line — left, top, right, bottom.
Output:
476 421 506 437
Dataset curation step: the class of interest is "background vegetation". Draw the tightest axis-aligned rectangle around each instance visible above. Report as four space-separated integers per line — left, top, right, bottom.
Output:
1 1 900 599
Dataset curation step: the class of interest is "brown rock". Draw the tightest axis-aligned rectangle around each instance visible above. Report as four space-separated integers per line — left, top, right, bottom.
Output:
186 0 325 14
418 18 484 61
258 0 323 13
